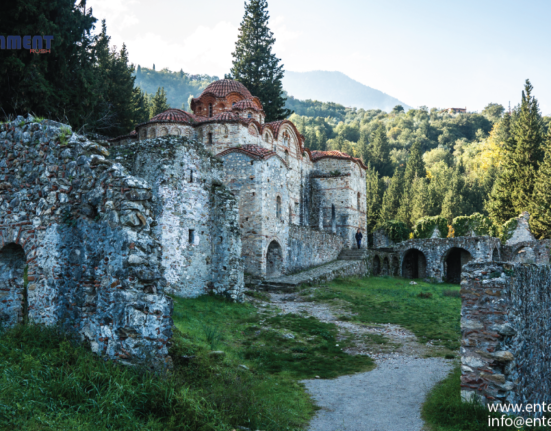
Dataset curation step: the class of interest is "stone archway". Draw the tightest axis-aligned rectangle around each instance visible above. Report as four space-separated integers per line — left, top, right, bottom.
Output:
373 255 381 276
382 257 389 275
402 249 427 279
443 247 472 284
266 240 283 278
391 256 399 276
0 243 27 325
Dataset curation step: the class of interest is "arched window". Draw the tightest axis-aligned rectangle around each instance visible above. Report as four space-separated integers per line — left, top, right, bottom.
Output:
190 170 194 183
207 132 213 144
276 196 282 219
331 204 336 233
357 192 361 211
247 112 253 119
283 132 289 146
284 150 289 165
208 104 213 117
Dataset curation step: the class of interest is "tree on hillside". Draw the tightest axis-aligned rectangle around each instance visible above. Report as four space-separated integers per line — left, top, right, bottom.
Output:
227 0 292 122
365 163 383 232
379 167 404 223
392 105 405 114
440 161 468 222
132 87 151 125
529 127 551 238
486 80 544 223
369 124 392 177
397 141 426 225
0 0 97 127
481 103 505 123
149 87 170 117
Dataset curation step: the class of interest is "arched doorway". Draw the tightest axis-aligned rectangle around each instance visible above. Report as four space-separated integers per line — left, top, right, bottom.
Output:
0 243 27 325
391 256 399 276
382 257 389 275
266 241 283 278
402 249 427 279
373 255 381 276
443 247 472 284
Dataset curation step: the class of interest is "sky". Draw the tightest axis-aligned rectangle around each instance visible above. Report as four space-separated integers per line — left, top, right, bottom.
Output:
87 0 551 114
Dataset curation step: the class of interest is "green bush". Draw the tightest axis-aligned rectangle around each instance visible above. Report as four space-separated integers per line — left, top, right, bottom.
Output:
452 213 497 237
376 220 411 242
501 217 519 243
412 216 448 239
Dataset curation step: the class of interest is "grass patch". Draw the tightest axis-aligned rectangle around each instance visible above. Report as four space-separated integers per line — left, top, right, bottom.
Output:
244 289 271 302
304 276 461 350
423 367 548 430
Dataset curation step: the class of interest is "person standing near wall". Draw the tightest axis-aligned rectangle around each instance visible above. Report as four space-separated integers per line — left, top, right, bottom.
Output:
355 229 363 249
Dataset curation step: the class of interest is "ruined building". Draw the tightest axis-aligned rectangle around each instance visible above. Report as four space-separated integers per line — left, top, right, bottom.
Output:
0 79 367 362
111 79 368 280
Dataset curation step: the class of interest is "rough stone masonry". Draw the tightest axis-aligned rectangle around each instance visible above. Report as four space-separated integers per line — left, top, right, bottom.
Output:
0 115 177 364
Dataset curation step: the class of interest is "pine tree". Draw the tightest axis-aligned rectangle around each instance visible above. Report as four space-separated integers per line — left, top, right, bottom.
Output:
365 163 382 232
228 0 292 122
357 128 370 164
487 81 544 223
369 124 392 177
410 178 431 224
149 87 170 117
132 87 151 125
529 127 551 238
441 161 468 222
379 167 404 223
403 141 425 184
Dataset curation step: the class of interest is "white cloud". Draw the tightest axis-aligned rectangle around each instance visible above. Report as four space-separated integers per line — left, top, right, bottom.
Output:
124 21 238 76
271 16 301 53
88 0 140 31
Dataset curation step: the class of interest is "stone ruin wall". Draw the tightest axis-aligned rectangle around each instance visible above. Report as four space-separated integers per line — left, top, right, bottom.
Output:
460 262 551 411
111 136 244 301
286 225 345 274
0 116 172 365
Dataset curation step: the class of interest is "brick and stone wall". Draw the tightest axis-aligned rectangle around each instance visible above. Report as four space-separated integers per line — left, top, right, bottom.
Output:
460 262 551 410
286 225 344 274
0 115 172 365
111 136 244 301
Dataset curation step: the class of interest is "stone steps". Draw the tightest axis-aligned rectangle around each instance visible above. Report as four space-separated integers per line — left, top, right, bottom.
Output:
338 248 369 260
247 259 368 293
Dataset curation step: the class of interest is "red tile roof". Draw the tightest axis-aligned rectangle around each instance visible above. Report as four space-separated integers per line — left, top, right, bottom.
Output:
201 79 253 100
150 108 194 123
232 100 261 111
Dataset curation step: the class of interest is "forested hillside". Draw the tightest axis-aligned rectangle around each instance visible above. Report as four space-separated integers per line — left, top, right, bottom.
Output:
134 67 218 111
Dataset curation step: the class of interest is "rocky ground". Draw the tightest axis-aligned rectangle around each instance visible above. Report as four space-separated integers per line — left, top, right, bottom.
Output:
247 288 455 431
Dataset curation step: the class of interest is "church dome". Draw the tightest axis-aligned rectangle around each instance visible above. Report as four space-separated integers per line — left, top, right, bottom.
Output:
150 109 193 123
201 79 253 100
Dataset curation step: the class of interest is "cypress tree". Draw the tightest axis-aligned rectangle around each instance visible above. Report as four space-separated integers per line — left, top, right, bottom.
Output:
529 127 551 238
403 141 426 184
149 87 170 117
365 163 382 232
487 80 544 223
132 87 151 125
441 161 468 222
357 128 370 164
379 167 404 223
228 0 292 122
410 178 431 224
369 124 392 177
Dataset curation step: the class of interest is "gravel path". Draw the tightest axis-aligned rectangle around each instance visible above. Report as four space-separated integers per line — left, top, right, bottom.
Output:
260 291 455 431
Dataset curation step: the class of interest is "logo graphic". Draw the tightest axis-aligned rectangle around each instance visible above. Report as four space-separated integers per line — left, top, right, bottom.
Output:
0 36 54 54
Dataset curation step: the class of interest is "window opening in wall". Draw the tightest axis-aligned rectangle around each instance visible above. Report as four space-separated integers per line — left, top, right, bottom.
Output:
276 196 282 219
188 229 195 244
208 104 213 117
190 171 194 183
250 161 254 165
331 204 336 233
207 132 213 144
289 205 292 223
357 192 360 211
247 113 252 118
284 150 289 165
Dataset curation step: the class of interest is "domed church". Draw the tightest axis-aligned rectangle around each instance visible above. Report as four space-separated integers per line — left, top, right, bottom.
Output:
111 79 367 281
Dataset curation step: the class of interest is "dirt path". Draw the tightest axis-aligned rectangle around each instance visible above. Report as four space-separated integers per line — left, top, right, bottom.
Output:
260 291 455 431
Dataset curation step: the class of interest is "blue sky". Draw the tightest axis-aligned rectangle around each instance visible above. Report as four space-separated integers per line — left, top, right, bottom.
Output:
88 0 551 113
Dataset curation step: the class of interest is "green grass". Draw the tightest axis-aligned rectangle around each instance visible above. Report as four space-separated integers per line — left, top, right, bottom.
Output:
0 293 374 430
304 276 462 350
423 367 549 430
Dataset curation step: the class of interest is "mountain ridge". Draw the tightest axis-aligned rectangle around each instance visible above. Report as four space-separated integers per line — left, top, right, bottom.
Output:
283 70 410 112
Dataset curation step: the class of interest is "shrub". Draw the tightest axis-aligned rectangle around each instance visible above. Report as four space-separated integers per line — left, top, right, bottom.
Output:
501 217 519 243
452 213 497 237
375 220 411 243
412 216 448 239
